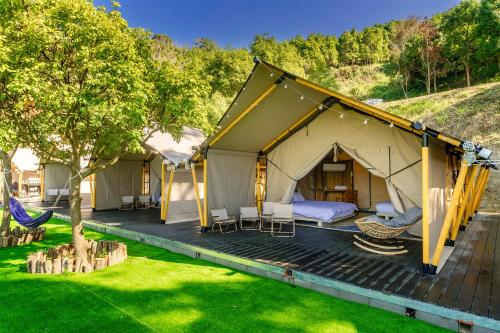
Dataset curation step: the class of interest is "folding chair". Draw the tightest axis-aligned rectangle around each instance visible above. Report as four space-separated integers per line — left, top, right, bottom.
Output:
135 195 151 209
211 208 238 234
239 207 260 230
271 203 295 237
259 201 276 232
119 196 135 210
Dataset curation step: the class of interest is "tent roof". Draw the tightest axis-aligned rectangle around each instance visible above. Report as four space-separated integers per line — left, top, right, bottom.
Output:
193 59 474 162
12 148 40 172
145 127 204 165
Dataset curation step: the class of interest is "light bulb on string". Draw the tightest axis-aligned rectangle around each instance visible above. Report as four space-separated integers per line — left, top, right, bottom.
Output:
340 113 344 119
270 72 274 77
389 122 394 128
300 95 304 100
363 119 368 125
318 105 323 111
284 84 288 89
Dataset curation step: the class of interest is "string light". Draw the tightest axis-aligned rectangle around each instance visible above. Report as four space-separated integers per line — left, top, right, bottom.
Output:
269 72 274 77
300 95 304 100
389 122 394 128
284 84 288 89
340 113 344 119
363 119 368 125
318 105 323 110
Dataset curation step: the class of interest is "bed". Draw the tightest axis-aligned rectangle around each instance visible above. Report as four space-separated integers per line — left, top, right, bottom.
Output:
292 193 358 227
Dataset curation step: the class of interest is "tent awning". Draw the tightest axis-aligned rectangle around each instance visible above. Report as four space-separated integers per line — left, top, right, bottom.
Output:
193 59 471 161
146 127 204 165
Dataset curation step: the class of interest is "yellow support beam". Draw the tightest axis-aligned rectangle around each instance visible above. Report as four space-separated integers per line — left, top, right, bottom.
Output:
421 134 430 271
191 163 204 227
471 168 490 216
90 173 97 210
40 165 45 202
450 164 480 242
203 158 208 229
208 82 280 148
429 161 469 273
160 161 166 222
18 171 23 197
256 160 262 213
163 170 175 222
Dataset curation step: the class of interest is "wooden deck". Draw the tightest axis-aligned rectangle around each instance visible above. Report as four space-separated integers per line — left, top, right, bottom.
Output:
31 201 500 322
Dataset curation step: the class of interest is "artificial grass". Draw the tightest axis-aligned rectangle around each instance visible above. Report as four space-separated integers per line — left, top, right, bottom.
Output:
0 215 451 333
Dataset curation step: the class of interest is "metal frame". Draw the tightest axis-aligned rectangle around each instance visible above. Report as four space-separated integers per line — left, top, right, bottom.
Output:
191 163 204 227
422 134 430 272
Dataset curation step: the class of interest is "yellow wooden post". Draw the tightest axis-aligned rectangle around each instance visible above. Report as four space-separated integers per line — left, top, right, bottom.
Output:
471 167 490 216
203 157 208 230
163 170 174 222
191 163 204 227
429 161 469 274
256 160 262 214
450 164 480 242
40 165 45 202
421 134 430 273
160 161 166 222
18 170 23 197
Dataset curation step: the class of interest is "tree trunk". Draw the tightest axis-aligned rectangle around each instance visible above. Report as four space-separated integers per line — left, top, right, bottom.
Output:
426 62 431 95
465 62 471 87
433 74 437 93
1 150 13 237
69 166 91 271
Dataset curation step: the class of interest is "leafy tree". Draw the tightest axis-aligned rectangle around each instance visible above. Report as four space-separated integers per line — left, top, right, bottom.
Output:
475 0 500 77
414 19 442 94
339 29 362 65
440 0 480 87
360 26 390 65
1 0 197 268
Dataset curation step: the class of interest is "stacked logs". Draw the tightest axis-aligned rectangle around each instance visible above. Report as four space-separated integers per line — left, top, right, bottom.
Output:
26 239 127 274
0 226 46 248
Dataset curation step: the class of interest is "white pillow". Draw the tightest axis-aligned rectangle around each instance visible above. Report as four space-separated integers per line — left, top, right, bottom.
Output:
292 192 305 202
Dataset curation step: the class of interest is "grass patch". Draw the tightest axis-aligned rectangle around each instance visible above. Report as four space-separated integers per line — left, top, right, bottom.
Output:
0 214 451 333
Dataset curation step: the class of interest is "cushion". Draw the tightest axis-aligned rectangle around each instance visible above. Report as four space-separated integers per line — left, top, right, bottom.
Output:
292 192 305 202
383 207 422 227
376 201 396 214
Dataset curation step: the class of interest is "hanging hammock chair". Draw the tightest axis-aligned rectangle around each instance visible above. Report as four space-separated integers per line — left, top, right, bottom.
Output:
9 197 53 228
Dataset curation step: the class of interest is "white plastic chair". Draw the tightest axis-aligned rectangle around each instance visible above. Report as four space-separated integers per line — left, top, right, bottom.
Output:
271 204 295 237
135 195 151 209
239 207 260 230
211 208 237 234
119 196 135 210
259 201 276 232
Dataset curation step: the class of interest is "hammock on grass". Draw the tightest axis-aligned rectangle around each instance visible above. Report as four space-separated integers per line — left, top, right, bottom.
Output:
8 197 53 228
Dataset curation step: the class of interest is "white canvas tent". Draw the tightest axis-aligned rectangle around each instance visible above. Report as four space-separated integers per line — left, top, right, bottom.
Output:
191 59 494 275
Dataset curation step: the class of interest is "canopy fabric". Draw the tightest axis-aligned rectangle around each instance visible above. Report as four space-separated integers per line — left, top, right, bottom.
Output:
207 149 257 217
266 105 422 209
12 148 39 172
146 127 204 165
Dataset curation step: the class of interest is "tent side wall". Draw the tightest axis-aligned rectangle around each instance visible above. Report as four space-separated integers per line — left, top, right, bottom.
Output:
161 167 205 222
207 149 257 221
95 160 143 210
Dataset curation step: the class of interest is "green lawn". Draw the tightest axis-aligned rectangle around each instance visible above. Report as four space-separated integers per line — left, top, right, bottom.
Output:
0 215 450 333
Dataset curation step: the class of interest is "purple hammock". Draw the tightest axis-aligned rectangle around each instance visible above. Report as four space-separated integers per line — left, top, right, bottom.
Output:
9 197 53 228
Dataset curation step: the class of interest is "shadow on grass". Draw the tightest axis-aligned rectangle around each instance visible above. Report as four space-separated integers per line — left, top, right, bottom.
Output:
0 217 450 333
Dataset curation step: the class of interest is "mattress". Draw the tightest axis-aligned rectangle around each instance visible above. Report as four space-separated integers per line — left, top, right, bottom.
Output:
293 201 358 223
376 201 396 214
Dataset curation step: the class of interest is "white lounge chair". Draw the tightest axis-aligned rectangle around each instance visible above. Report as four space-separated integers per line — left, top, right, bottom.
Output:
239 207 260 230
211 208 237 234
259 201 276 232
119 196 135 210
271 203 295 237
135 195 151 209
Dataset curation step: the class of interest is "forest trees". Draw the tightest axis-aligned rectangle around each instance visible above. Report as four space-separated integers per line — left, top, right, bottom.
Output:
0 0 203 267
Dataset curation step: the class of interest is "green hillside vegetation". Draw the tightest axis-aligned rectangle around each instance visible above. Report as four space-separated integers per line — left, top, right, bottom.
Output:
380 82 500 148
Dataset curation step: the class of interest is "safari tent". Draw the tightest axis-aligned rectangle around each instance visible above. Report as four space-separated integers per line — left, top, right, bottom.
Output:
41 128 205 223
190 58 495 274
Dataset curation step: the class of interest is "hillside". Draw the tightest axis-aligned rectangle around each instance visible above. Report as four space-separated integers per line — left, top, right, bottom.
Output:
379 82 500 211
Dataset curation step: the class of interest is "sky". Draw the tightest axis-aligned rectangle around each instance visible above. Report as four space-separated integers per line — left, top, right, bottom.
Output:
94 0 460 48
